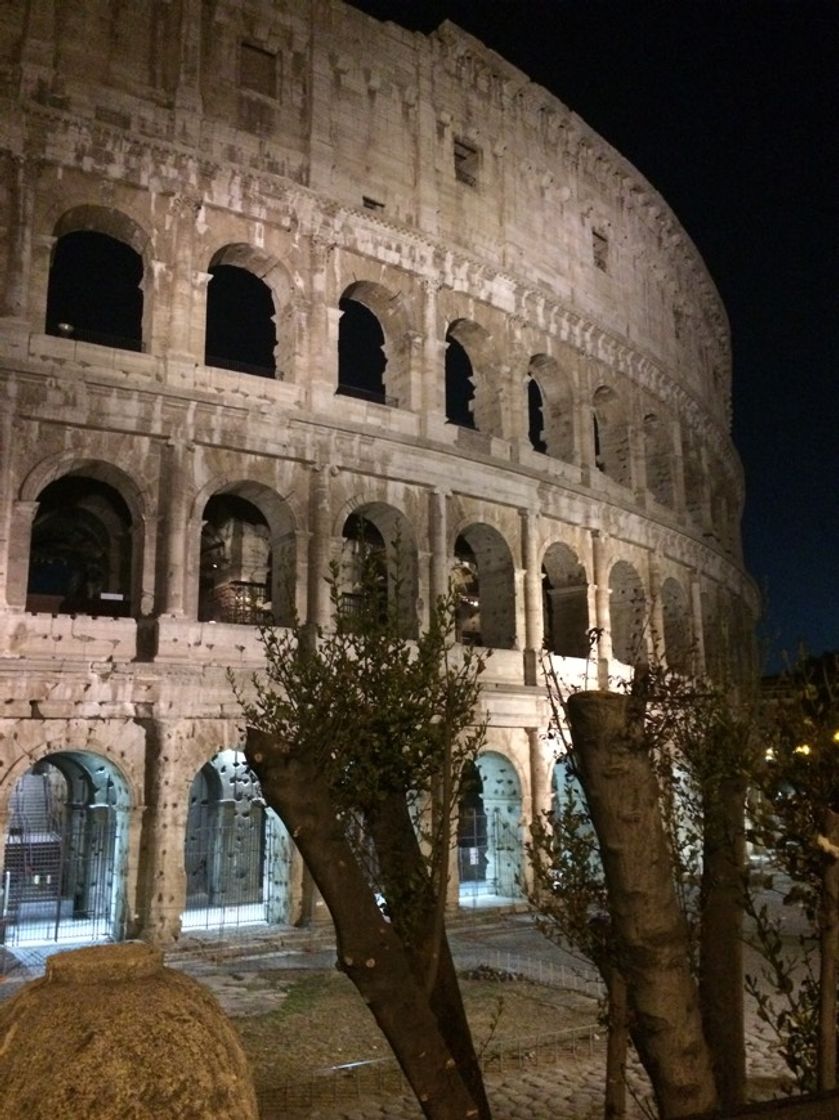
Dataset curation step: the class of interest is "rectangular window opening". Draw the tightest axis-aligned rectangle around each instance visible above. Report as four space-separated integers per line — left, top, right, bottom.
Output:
592 228 609 272
454 138 479 187
362 196 385 212
240 42 277 99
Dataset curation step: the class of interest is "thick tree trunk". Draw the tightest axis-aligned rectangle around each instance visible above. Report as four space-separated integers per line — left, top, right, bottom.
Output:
700 773 747 1109
246 730 483 1120
367 791 491 1120
817 808 839 1091
565 691 718 1120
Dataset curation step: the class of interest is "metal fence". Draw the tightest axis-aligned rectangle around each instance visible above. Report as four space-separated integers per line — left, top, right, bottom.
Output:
257 1022 600 1117
255 950 603 1116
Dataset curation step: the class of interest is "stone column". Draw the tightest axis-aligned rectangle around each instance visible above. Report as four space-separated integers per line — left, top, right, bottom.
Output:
161 440 193 616
0 155 34 325
4 500 39 609
521 508 543 684
420 279 446 416
135 720 191 944
528 727 551 827
591 529 612 681
671 418 688 518
428 488 449 607
648 551 665 665
690 574 707 677
306 464 332 628
307 239 338 406
28 232 56 335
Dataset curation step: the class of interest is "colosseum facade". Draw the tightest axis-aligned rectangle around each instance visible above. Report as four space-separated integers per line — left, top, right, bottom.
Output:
0 0 756 949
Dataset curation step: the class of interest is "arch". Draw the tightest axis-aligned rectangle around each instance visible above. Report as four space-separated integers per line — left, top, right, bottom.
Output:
541 542 589 658
51 204 151 260
457 752 522 903
661 576 692 674
445 319 497 433
643 412 675 508
526 376 547 453
20 455 147 524
609 559 647 666
181 749 292 931
46 206 151 353
196 481 296 626
205 264 277 377
24 462 146 618
528 354 575 462
206 243 297 379
338 501 419 638
1 751 131 946
337 294 387 403
592 385 631 487
452 523 516 650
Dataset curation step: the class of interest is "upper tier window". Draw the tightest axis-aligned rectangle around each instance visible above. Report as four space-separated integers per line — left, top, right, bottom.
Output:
240 42 277 99
454 138 479 188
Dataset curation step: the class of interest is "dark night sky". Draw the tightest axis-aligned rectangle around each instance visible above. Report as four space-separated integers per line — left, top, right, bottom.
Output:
348 0 838 668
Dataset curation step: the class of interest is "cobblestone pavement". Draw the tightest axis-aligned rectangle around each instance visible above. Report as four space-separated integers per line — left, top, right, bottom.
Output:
173 912 789 1120
1 910 791 1119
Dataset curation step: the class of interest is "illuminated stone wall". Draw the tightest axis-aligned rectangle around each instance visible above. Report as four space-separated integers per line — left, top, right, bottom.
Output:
0 0 756 943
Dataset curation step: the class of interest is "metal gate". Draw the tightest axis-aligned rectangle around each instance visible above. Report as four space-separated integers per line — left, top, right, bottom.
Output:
182 753 291 932
2 769 120 946
458 807 520 898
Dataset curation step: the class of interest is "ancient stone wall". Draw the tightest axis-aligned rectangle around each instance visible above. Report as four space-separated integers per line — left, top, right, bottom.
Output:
0 0 756 946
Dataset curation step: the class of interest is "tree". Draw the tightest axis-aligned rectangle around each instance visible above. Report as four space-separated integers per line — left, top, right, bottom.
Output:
529 652 761 1118
747 652 839 1093
235 552 492 1120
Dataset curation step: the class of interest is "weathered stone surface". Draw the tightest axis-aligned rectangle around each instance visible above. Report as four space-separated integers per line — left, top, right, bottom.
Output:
0 943 259 1120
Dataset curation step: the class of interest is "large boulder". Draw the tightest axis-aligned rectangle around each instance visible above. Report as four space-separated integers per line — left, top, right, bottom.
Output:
0 942 259 1120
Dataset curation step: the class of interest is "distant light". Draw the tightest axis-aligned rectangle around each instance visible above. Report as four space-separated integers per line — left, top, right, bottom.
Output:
794 743 812 756
832 729 839 745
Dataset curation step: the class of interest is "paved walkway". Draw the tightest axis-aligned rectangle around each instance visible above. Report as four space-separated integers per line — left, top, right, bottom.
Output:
1 911 790 1119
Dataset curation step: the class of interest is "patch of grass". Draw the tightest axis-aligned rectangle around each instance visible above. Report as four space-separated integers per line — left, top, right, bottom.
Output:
234 969 598 1095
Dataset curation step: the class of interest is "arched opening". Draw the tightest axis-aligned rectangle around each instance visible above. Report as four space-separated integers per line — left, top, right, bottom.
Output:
444 329 476 428
662 577 692 674
542 543 589 658
182 749 292 931
199 494 277 625
528 354 575 462
457 753 522 904
609 560 647 667
204 264 276 377
592 386 631 486
644 413 675 508
527 377 547 453
27 476 134 617
1 752 131 946
452 525 516 650
46 230 143 351
337 296 388 404
339 504 419 638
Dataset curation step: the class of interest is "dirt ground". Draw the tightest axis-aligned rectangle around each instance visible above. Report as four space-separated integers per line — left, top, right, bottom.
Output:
232 966 600 1097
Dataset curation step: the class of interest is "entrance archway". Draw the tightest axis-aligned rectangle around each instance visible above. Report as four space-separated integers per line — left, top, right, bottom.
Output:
181 750 291 932
1 753 130 946
457 753 522 905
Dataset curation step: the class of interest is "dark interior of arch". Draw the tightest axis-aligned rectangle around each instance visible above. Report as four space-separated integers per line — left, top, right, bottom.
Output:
27 476 133 616
445 333 476 428
337 297 387 403
528 377 547 453
199 494 272 624
45 230 143 351
205 264 276 376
